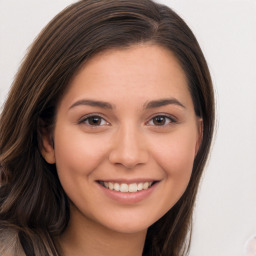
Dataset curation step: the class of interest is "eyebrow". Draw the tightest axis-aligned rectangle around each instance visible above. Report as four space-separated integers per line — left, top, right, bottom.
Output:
144 98 185 109
69 98 185 111
69 99 114 110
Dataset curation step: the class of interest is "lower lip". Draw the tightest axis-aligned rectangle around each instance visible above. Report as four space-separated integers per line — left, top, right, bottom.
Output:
97 182 159 204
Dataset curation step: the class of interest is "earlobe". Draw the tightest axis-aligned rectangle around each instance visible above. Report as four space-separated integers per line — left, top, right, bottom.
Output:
195 118 203 156
41 133 56 164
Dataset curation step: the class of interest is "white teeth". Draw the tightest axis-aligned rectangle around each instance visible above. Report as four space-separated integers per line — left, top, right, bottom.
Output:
137 183 143 191
114 183 120 191
108 182 114 190
120 183 129 192
128 183 137 192
101 181 153 192
143 182 149 189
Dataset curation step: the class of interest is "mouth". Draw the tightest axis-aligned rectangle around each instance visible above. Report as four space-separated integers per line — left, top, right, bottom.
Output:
97 181 157 193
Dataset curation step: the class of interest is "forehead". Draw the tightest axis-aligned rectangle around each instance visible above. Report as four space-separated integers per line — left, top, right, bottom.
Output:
59 44 192 110
81 44 186 83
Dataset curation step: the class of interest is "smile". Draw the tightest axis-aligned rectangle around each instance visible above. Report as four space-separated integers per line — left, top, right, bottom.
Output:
98 181 154 193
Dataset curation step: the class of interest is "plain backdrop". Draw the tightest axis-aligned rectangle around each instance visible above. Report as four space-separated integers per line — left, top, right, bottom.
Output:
0 1 255 256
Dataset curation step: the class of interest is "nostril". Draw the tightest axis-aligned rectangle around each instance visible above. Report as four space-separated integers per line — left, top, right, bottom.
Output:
108 128 149 168
108 147 149 169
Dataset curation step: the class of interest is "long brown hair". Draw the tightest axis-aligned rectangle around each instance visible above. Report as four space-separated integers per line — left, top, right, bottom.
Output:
0 0 215 255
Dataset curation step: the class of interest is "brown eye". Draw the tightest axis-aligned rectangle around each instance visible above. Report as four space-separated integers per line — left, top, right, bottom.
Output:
153 116 166 126
87 116 102 125
148 115 176 126
81 116 109 126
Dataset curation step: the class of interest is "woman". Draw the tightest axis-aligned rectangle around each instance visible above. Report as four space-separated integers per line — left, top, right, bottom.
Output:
0 0 215 255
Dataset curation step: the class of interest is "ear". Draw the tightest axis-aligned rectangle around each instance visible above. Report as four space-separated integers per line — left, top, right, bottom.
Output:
41 132 56 164
195 118 203 156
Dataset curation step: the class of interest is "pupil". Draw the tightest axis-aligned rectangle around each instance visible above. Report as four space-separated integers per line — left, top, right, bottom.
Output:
89 117 101 125
153 116 165 125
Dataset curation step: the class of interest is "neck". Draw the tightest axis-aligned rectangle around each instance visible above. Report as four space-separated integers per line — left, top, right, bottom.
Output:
57 205 147 256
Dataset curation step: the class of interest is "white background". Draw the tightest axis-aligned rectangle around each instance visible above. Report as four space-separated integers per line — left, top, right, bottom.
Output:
0 1 255 256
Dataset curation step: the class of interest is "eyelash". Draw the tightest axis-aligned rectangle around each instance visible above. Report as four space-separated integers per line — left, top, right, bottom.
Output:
78 113 177 127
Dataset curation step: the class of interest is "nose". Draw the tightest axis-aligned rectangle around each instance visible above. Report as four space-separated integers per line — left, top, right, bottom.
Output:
108 124 149 169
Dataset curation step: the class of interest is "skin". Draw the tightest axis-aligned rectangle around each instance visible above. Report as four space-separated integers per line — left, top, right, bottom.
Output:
42 44 202 256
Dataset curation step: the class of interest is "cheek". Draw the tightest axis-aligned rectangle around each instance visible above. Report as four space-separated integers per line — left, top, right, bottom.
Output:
151 128 197 182
53 127 110 179
138 130 198 222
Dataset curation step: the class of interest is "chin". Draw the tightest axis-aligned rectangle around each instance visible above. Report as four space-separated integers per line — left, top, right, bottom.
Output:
105 222 149 235
97 213 160 235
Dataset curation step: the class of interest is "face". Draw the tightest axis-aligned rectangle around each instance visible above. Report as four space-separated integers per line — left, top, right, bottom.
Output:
42 44 202 235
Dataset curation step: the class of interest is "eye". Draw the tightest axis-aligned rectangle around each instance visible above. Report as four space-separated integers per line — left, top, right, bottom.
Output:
79 115 109 126
147 115 176 126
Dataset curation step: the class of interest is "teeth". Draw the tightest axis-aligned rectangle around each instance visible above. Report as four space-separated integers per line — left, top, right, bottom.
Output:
128 183 137 192
109 182 114 190
101 181 153 192
137 183 143 191
143 182 149 189
114 183 120 191
120 183 128 192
